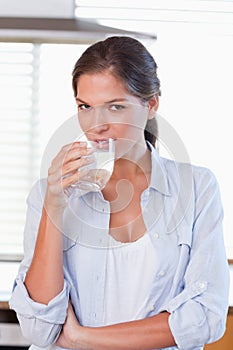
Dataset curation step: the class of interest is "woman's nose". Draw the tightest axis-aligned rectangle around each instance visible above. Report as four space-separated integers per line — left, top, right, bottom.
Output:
90 122 109 134
90 106 109 132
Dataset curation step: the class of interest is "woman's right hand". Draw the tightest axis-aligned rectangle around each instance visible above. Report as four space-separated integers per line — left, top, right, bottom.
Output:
44 141 94 212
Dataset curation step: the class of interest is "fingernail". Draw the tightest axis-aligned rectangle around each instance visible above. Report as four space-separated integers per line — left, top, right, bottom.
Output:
79 141 87 147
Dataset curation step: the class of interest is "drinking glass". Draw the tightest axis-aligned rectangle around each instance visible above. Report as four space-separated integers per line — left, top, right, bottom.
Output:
72 138 115 191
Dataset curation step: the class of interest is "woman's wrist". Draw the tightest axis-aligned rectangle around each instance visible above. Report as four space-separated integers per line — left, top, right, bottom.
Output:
74 325 93 349
63 324 92 350
44 189 67 210
43 188 67 225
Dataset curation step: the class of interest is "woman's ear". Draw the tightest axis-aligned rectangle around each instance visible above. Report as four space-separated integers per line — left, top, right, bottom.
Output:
148 95 159 120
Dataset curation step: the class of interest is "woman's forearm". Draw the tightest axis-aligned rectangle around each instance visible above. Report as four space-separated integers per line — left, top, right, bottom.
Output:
80 312 176 350
24 206 64 304
24 142 90 305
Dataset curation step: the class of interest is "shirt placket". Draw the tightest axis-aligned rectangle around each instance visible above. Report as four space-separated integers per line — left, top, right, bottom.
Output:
88 196 110 326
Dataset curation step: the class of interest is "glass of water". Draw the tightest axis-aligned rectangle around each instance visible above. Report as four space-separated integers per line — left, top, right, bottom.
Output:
72 138 115 191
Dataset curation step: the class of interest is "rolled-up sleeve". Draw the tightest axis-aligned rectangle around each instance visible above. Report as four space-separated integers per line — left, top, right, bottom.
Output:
162 168 230 349
10 275 70 347
9 179 70 347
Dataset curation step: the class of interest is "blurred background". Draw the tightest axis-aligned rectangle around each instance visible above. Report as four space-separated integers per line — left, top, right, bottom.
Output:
0 1 232 349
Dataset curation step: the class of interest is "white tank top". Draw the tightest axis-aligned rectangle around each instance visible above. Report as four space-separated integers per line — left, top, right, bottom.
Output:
103 232 157 325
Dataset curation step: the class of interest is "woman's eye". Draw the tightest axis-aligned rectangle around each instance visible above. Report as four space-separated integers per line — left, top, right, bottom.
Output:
109 104 126 111
78 104 91 111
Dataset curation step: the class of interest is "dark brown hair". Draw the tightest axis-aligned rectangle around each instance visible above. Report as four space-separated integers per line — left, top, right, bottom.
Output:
72 36 160 146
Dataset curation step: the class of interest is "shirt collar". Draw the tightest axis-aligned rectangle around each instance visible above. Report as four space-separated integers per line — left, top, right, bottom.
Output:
147 142 171 196
74 142 171 198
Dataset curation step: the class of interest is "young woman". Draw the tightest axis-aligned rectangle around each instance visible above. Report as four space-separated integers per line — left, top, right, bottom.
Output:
10 36 229 350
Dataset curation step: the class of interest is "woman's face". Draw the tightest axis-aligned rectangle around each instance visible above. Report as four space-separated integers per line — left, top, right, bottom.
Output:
75 71 158 155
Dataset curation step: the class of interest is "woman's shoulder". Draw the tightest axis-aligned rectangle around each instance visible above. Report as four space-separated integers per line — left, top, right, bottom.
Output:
160 155 219 195
160 154 216 179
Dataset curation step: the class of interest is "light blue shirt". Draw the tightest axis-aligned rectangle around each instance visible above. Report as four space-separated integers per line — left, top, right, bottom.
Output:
9 145 230 350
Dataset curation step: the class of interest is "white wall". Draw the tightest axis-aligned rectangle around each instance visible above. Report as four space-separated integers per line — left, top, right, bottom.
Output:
0 0 74 18
148 23 233 256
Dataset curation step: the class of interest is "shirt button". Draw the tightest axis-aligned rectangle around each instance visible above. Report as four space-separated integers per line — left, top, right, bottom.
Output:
93 312 96 318
153 232 159 239
198 282 205 290
158 270 165 277
148 304 154 312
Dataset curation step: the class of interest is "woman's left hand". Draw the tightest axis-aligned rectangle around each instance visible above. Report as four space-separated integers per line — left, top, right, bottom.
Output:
56 301 86 349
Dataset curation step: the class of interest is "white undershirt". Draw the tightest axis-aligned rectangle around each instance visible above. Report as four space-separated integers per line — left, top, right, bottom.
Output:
103 232 157 325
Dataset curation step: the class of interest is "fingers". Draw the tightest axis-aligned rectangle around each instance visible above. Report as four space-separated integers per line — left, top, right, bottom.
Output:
62 152 94 177
49 142 86 175
61 142 93 165
50 142 89 172
47 141 94 191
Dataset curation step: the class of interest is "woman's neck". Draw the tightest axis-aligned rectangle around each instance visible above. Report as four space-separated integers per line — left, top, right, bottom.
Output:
112 142 151 181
